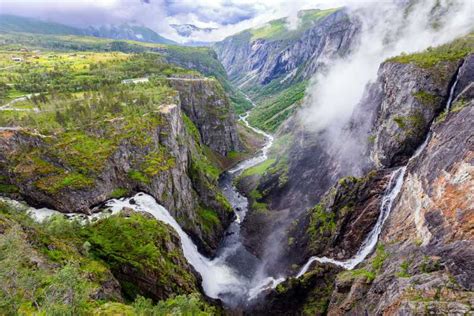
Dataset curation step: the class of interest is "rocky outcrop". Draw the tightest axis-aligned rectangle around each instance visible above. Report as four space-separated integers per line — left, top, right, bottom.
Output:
89 209 201 301
166 76 241 155
261 47 474 314
0 100 232 256
248 262 341 315
284 170 392 268
369 59 463 168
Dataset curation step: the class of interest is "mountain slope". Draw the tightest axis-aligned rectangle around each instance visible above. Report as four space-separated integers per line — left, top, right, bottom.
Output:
214 8 359 131
86 24 176 45
0 14 175 44
0 14 84 35
245 34 474 315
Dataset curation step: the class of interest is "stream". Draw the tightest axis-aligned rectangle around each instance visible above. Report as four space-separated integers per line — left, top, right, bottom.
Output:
11 69 461 307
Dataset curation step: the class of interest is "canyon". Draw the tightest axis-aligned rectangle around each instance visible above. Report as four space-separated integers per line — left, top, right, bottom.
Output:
0 1 473 315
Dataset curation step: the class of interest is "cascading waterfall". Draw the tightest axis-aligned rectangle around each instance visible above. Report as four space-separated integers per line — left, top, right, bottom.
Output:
18 64 463 305
20 98 276 306
106 194 248 300
295 166 406 276
294 63 464 280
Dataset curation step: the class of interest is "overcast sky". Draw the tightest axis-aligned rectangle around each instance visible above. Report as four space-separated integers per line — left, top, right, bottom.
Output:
0 0 358 42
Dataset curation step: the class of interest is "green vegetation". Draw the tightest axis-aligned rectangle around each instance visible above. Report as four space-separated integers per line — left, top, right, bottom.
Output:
387 33 474 68
249 189 269 213
0 201 214 314
130 294 217 315
198 207 221 234
338 269 376 283
110 187 128 198
241 158 276 178
396 259 412 278
372 244 389 272
248 81 307 132
413 90 441 107
393 110 426 137
86 213 198 299
0 51 198 194
307 203 336 251
420 255 442 274
249 9 339 41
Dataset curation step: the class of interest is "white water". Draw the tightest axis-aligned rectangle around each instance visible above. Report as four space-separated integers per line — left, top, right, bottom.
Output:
296 166 406 276
229 111 274 175
15 95 278 305
295 61 464 278
445 69 462 113
106 194 247 299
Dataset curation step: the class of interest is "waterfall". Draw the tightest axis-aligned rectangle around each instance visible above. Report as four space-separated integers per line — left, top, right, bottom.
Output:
296 166 406 276
444 62 463 112
106 194 249 299
294 60 464 279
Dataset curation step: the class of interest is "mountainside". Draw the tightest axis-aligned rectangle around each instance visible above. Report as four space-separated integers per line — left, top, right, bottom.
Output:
0 14 84 35
171 24 215 37
0 2 473 315
214 8 359 131
86 24 176 45
0 49 249 257
0 14 176 44
243 34 474 315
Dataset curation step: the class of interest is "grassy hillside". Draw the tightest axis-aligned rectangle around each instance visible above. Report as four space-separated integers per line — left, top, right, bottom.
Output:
0 200 217 314
0 32 250 112
0 14 84 35
249 8 339 42
216 8 341 130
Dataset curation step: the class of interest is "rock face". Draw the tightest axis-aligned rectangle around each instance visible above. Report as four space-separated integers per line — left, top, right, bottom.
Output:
0 86 237 255
214 9 359 88
167 77 241 155
328 99 474 316
284 170 392 268
254 47 473 314
369 59 462 168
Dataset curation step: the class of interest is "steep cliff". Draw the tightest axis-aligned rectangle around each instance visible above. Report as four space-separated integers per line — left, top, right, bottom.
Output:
328 97 474 316
166 76 241 156
0 79 238 256
214 8 359 131
0 200 218 314
249 37 473 315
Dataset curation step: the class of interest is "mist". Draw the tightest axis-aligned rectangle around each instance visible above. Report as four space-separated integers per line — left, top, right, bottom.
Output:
301 0 473 135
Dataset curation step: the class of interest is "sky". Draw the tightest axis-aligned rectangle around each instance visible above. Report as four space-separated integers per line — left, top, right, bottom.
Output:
0 0 355 42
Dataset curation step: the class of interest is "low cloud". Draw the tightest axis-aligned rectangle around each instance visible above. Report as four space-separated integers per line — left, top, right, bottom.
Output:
0 0 358 43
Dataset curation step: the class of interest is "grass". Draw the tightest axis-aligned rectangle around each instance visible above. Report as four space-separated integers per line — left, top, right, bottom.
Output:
240 158 276 177
396 259 412 278
413 90 441 108
0 201 214 314
387 33 474 68
248 81 307 132
128 170 150 184
110 188 128 199
198 207 221 234
35 172 94 194
249 8 339 41
372 244 389 272
338 269 376 283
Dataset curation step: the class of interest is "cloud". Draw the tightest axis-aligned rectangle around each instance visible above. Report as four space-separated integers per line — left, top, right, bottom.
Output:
299 0 473 175
0 0 353 42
